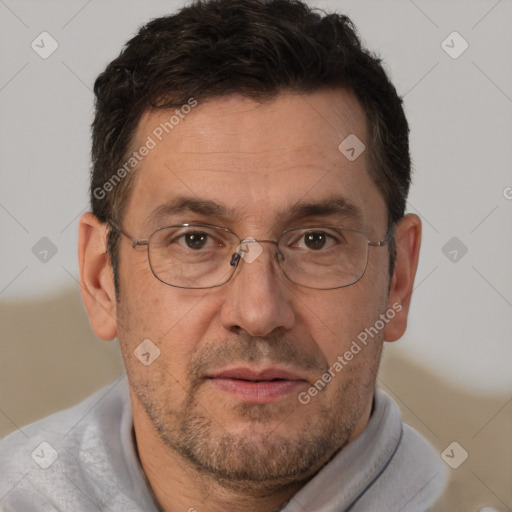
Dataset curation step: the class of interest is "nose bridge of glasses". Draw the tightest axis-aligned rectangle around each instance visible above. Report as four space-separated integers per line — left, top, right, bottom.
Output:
234 237 279 265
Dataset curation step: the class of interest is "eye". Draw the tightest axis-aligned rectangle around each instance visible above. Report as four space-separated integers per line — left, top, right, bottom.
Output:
304 232 328 250
179 231 213 250
154 226 234 255
291 230 339 251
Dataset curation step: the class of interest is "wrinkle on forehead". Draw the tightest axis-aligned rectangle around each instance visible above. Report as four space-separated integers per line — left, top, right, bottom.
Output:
135 88 367 157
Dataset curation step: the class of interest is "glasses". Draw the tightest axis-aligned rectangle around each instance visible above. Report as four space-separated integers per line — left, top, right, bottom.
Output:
109 223 393 290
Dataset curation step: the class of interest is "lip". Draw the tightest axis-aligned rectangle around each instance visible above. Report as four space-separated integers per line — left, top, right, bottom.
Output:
209 367 306 381
206 367 308 403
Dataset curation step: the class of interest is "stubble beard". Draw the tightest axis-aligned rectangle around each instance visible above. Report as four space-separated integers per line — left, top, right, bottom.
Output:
136 365 377 494
168 384 359 487
121 316 382 492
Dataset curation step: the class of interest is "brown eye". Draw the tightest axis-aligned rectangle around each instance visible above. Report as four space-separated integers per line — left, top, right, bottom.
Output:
184 232 208 249
304 232 327 250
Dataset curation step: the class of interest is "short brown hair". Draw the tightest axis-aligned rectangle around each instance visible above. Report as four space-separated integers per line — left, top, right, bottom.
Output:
91 0 410 287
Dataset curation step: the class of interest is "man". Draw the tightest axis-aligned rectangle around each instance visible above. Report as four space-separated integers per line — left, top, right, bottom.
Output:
0 0 448 510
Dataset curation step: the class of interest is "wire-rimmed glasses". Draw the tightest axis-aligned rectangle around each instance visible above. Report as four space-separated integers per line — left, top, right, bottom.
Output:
108 223 393 290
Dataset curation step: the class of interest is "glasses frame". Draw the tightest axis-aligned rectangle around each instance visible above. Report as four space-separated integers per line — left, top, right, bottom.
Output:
108 221 394 290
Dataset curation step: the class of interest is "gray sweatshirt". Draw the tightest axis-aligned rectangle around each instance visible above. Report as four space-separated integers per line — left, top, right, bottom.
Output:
0 377 447 511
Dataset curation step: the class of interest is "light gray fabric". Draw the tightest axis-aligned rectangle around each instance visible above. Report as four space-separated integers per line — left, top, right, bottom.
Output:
0 376 447 511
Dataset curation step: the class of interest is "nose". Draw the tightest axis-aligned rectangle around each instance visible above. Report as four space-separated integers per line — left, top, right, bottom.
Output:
220 240 295 337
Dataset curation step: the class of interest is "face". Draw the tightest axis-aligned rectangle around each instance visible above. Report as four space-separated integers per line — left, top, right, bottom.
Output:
113 89 395 486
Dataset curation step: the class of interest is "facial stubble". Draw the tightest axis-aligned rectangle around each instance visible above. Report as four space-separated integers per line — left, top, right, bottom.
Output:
127 334 382 491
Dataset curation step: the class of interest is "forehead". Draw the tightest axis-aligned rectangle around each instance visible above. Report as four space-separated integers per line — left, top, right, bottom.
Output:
124 89 387 234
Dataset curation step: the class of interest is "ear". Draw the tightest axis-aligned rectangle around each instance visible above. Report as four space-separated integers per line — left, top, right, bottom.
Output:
78 212 118 341
383 213 422 342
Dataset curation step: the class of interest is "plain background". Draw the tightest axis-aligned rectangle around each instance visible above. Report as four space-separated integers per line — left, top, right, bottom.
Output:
0 0 511 510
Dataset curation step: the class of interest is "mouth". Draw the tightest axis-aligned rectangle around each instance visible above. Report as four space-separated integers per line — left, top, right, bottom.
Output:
205 367 308 403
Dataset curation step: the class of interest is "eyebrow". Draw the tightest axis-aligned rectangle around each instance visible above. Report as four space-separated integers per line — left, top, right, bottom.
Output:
143 194 363 232
283 197 363 225
143 196 236 231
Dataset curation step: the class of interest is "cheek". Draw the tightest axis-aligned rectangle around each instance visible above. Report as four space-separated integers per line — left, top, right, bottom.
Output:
119 249 212 336
116 258 219 382
295 282 389 366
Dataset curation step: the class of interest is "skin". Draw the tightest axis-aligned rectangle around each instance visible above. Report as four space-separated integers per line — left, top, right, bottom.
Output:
79 88 421 512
